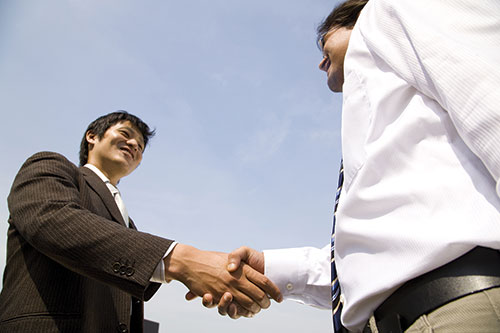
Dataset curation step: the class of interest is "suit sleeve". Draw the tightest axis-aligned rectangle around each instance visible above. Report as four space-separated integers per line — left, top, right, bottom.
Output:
7 152 173 300
359 0 500 197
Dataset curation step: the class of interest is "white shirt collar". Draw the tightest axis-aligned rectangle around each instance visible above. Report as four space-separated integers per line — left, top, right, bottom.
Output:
84 163 111 184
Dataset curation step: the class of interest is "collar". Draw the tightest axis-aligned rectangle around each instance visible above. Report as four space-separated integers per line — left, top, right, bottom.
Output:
84 163 111 184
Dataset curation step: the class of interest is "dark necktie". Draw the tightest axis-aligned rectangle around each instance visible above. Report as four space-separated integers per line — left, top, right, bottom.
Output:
331 161 344 332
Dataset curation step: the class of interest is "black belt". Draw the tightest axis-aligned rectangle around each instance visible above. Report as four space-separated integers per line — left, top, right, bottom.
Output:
374 247 500 333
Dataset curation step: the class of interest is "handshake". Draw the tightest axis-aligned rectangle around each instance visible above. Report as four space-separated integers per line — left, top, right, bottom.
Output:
163 244 282 319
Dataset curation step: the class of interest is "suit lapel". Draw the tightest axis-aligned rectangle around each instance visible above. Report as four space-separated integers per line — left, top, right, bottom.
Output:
80 167 127 226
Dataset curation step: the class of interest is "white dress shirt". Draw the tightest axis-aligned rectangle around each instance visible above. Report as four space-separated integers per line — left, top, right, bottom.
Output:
265 0 500 331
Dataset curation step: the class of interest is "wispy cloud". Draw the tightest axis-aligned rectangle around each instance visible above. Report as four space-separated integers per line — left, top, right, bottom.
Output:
236 117 290 163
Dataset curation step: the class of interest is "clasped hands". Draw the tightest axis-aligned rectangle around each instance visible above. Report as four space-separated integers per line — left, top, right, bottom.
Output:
164 244 278 319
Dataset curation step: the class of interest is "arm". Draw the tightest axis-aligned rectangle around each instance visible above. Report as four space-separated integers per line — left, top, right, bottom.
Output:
9 152 280 312
8 152 171 299
360 0 500 196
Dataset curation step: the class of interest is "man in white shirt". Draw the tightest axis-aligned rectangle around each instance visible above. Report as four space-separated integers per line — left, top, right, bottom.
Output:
0 111 281 332
203 0 500 331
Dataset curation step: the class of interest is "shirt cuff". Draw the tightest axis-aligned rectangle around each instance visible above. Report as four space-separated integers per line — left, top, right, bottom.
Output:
150 241 178 283
264 245 332 309
264 248 308 298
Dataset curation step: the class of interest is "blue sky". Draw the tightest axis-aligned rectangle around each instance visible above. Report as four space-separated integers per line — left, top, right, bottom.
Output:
0 0 343 331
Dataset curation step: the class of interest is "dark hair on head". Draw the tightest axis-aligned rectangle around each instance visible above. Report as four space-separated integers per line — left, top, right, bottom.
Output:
317 0 369 48
79 110 155 166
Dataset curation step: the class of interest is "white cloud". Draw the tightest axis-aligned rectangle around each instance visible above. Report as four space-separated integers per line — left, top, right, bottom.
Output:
237 117 290 163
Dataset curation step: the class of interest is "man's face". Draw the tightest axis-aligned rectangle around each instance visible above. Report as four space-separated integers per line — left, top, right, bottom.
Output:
86 121 145 183
318 26 352 93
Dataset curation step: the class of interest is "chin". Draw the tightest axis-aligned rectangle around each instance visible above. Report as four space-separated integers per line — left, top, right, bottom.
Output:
328 83 341 93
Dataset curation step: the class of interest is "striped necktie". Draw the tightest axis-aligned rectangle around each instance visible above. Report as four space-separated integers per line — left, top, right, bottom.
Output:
331 161 344 332
106 181 129 227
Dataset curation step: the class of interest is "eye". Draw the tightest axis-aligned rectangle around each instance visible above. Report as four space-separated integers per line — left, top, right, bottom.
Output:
120 130 130 138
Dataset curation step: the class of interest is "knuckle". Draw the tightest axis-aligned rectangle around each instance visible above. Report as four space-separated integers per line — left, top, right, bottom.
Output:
240 298 254 309
256 292 266 304
261 276 271 286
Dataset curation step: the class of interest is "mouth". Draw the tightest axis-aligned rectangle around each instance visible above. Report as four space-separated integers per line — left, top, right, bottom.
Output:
120 146 135 160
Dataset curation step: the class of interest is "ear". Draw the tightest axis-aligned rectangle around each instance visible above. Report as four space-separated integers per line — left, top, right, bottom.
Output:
86 131 97 144
86 131 99 151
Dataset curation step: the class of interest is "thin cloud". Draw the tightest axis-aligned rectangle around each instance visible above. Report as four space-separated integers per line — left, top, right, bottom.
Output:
237 117 291 163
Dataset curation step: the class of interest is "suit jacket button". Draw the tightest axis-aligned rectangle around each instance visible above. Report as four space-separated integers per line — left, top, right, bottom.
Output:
119 265 127 275
126 267 135 276
117 323 128 333
112 262 121 273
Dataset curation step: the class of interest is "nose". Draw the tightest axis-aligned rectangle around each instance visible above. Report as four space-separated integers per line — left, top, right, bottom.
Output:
127 139 139 152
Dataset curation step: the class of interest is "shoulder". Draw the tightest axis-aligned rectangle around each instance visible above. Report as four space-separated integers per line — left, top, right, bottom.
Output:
22 151 77 169
16 151 80 181
25 151 74 164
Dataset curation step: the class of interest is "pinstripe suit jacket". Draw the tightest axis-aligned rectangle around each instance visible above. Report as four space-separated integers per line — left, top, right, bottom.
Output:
0 152 173 332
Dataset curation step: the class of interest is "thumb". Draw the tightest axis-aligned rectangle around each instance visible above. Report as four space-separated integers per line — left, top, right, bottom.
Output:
227 246 251 272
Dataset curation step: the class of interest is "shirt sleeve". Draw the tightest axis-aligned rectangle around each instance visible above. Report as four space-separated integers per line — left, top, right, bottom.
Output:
360 0 500 197
264 244 331 309
150 242 178 283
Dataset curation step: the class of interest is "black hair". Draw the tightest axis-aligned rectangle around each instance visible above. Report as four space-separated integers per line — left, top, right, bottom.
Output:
317 0 369 48
79 111 155 166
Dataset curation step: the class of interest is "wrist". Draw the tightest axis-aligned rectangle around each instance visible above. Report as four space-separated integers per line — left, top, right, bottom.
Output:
164 243 194 282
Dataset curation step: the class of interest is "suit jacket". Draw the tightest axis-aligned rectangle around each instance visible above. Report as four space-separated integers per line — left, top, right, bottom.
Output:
0 152 173 332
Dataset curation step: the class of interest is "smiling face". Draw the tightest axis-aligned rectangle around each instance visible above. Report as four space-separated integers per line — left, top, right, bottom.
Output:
86 121 145 184
318 26 352 93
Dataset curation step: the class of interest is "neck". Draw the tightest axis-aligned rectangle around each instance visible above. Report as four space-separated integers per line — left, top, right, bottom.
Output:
86 160 123 186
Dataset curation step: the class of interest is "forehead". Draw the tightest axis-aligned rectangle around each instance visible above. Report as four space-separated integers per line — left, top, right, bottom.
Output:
322 27 341 47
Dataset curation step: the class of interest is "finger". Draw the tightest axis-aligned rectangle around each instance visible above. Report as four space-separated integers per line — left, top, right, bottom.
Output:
185 291 197 301
244 265 283 304
227 246 251 272
202 293 216 308
227 303 239 319
230 263 273 310
217 292 233 316
228 302 255 319
229 287 261 314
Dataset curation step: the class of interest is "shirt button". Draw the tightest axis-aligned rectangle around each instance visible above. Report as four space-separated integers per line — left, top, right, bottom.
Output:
286 283 293 291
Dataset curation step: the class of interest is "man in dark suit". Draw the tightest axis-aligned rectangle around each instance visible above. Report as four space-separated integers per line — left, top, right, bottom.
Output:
0 111 281 332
